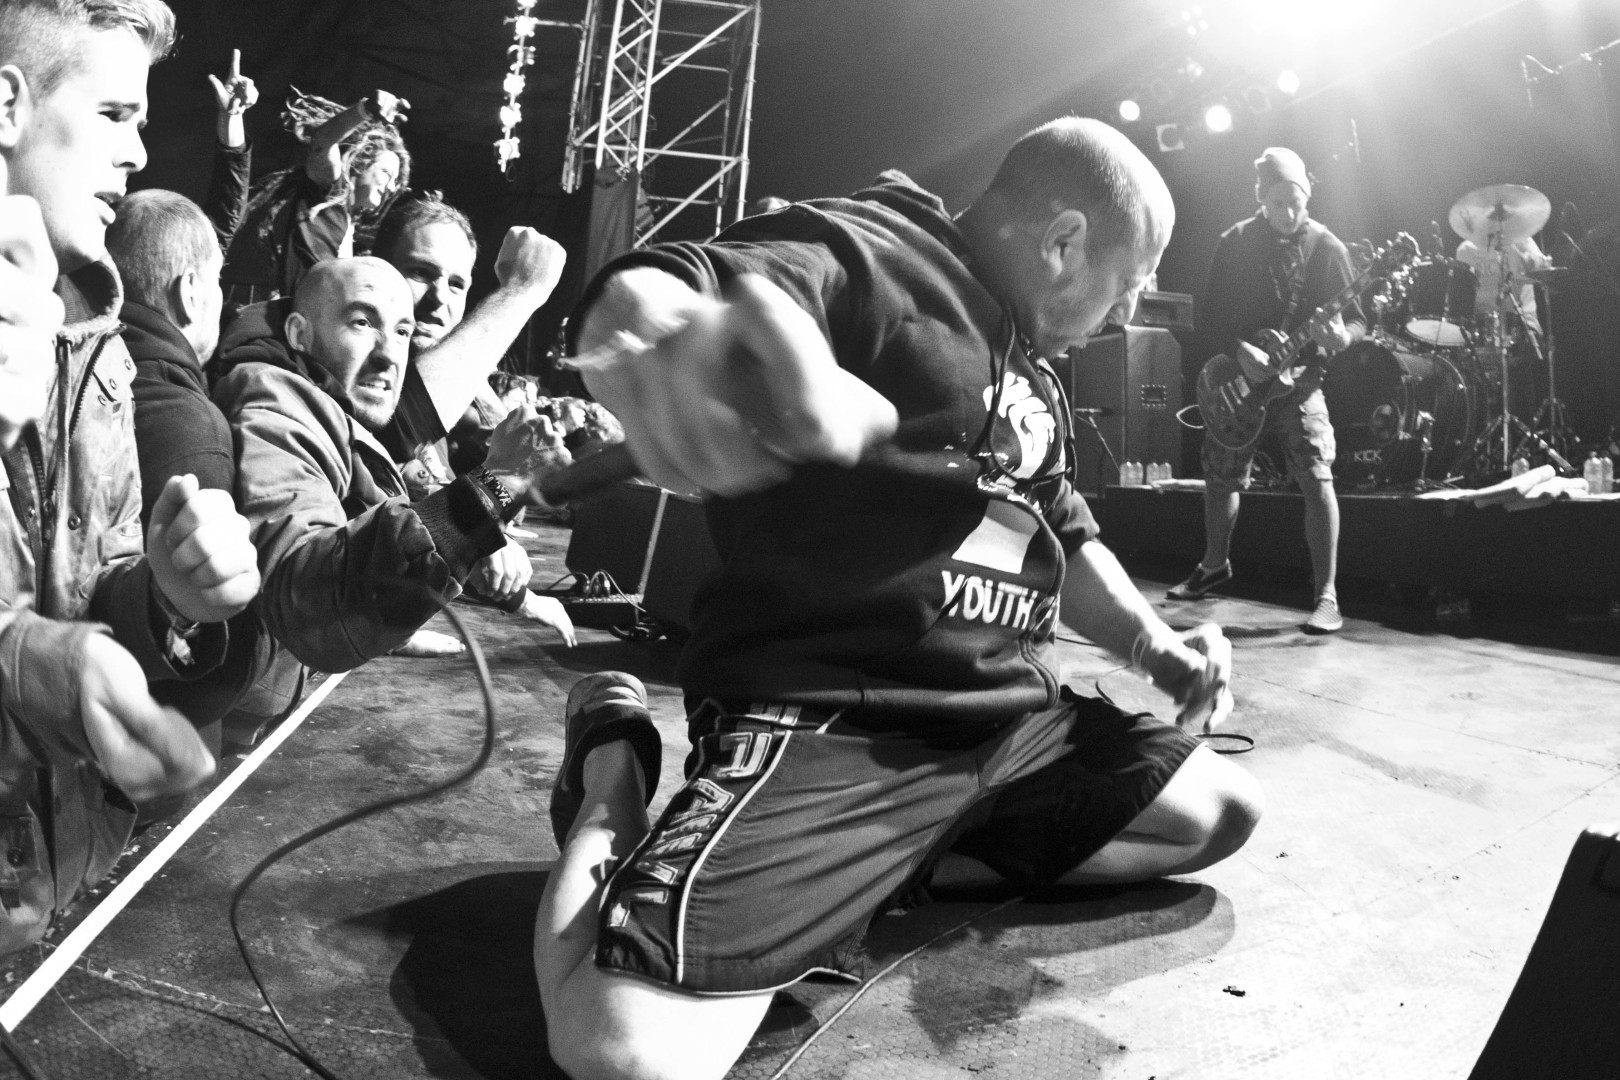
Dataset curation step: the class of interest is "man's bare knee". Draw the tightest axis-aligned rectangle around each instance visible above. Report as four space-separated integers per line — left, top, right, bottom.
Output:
547 971 771 1080
1175 749 1264 868
1203 760 1264 862
1137 745 1265 868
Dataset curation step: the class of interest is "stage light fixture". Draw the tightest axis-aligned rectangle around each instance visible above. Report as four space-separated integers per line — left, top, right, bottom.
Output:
1204 102 1234 134
1276 69 1300 95
1156 123 1186 152
1119 98 1142 122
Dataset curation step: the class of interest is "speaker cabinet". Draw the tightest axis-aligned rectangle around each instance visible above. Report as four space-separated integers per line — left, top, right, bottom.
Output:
1055 326 1183 494
642 492 721 635
1468 827 1620 1080
561 481 720 635
565 482 667 595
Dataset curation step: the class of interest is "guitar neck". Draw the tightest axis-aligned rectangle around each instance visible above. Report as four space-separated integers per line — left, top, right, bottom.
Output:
1279 267 1376 364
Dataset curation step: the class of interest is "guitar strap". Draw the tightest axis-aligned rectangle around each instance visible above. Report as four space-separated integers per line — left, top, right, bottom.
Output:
1280 224 1323 333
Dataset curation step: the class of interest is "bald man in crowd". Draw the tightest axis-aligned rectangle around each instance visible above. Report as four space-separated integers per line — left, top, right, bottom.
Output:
212 257 553 673
536 116 1264 1080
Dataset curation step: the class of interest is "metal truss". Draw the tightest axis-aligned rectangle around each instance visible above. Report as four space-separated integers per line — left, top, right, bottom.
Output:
561 0 761 245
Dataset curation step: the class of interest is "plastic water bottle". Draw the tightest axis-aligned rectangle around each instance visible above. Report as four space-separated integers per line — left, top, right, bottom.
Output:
1584 452 1603 493
1602 454 1615 495
1511 455 1529 477
1120 461 1140 486
1158 460 1174 482
1143 461 1159 484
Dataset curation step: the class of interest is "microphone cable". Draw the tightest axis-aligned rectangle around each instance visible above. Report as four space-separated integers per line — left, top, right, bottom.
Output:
227 596 498 1080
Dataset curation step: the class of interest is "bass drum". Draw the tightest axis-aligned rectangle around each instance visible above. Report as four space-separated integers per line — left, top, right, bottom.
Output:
1324 341 1481 487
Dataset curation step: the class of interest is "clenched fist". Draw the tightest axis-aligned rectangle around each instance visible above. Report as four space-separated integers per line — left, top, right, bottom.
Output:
146 474 261 625
493 226 566 304
80 633 216 801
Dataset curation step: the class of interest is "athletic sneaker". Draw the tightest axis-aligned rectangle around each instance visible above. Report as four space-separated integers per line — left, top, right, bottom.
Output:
1167 563 1233 600
549 672 664 847
1305 593 1344 635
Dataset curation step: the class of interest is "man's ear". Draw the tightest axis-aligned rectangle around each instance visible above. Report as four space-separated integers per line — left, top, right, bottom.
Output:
171 269 198 328
0 65 31 159
284 310 310 352
1041 209 1089 277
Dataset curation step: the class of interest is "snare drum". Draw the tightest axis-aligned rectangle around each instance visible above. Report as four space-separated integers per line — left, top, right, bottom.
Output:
1325 341 1481 486
1401 259 1477 349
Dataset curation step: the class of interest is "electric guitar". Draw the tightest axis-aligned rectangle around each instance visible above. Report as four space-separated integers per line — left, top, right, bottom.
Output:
1197 233 1420 452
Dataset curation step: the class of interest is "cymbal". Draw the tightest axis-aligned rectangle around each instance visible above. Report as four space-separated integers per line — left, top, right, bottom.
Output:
1449 184 1551 244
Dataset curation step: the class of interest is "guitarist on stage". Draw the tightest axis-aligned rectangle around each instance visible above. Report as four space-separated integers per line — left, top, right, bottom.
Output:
1168 147 1365 635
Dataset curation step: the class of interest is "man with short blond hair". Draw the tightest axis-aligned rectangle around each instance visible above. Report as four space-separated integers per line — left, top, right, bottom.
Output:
0 0 261 953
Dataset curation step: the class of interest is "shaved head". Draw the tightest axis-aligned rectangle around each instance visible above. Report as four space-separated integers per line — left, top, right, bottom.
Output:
286 257 415 431
980 115 1174 258
959 116 1176 356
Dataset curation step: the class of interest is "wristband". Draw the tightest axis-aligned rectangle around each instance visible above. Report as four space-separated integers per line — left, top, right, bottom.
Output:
152 585 201 639
472 466 517 521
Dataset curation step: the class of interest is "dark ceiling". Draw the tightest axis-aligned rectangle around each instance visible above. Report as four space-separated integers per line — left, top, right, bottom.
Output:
140 0 1620 429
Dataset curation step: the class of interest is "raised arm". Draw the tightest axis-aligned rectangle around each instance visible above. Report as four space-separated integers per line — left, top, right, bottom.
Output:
204 49 257 243
222 367 507 671
572 266 897 497
305 90 409 188
413 226 565 431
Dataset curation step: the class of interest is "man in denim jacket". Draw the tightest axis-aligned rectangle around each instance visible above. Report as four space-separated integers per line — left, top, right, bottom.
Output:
0 0 260 954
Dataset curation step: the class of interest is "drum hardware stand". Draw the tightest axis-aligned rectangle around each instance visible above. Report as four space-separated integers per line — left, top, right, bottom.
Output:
1494 279 1576 474
1510 273 1578 461
1411 410 1443 490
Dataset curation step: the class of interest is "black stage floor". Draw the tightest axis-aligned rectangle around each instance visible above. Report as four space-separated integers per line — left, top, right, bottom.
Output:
0 513 1616 1079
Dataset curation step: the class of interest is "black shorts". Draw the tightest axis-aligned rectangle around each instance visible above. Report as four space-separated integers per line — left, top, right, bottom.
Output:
595 689 1199 994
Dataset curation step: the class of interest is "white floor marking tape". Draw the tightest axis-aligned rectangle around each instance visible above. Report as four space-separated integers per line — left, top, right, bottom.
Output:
0 669 350 1032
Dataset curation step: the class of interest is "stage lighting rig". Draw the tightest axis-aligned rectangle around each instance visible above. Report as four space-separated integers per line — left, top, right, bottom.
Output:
1119 98 1143 122
496 0 541 173
1204 102 1234 133
1276 68 1300 95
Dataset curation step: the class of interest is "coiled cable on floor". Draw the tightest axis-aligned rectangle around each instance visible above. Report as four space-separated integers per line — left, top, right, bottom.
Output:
227 600 498 1080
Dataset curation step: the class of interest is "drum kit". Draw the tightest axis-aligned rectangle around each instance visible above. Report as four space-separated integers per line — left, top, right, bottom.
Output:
1325 182 1576 489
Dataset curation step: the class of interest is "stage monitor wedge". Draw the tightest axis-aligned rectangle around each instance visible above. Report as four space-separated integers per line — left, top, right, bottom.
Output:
1467 826 1620 1080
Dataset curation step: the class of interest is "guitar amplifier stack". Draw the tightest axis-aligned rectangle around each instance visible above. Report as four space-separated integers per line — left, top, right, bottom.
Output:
1057 324 1184 495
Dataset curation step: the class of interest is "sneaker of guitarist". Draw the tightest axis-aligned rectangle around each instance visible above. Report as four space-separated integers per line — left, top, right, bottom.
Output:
1171 147 1364 635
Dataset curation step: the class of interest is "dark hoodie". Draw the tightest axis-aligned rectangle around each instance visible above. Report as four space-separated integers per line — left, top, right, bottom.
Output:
121 300 235 528
121 300 262 730
574 172 1098 737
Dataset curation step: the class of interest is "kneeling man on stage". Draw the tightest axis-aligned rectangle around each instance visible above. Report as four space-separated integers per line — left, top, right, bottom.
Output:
536 116 1264 1080
1169 147 1365 634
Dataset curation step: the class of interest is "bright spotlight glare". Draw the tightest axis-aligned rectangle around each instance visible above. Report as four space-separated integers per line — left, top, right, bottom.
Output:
1204 103 1234 133
1276 69 1301 95
1118 99 1142 122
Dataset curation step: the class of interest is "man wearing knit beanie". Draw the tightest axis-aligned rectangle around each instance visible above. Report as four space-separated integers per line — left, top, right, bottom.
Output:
1168 146 1365 635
